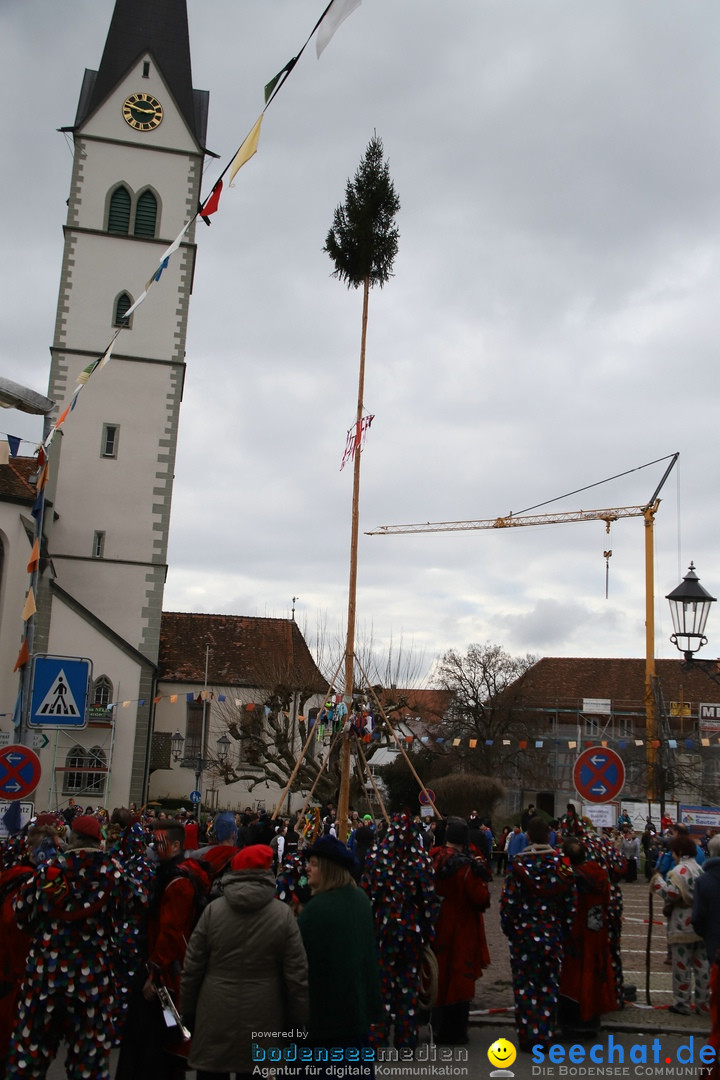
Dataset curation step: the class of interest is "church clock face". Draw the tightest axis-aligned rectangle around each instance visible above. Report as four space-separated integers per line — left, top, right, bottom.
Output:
122 92 164 131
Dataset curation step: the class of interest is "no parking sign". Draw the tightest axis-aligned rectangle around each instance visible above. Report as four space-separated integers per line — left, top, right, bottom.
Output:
573 746 625 803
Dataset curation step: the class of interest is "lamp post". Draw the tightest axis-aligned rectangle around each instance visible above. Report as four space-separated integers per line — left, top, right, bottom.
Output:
170 730 232 818
666 564 719 810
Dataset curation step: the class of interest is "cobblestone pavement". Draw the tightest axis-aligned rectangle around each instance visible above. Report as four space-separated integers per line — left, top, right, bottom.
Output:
471 877 712 1037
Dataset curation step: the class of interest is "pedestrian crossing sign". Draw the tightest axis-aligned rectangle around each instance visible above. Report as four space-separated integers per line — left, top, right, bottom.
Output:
29 655 92 728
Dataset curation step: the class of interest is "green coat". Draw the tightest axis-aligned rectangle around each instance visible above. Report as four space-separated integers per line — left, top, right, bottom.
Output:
298 883 382 1044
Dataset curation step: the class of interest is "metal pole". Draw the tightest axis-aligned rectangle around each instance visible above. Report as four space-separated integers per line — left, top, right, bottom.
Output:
644 504 658 803
197 645 210 823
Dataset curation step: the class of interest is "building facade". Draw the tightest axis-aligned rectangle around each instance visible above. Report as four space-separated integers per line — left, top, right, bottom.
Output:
0 1 210 812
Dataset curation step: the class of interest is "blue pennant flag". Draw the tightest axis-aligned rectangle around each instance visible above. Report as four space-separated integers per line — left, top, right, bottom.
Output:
2 800 22 835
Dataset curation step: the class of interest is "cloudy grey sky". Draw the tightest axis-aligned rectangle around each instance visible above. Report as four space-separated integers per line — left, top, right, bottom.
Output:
2 1 719 681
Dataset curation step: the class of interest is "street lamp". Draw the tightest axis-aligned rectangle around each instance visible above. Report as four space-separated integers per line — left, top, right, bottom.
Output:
169 729 232 818
666 563 717 663
170 730 185 762
216 733 231 763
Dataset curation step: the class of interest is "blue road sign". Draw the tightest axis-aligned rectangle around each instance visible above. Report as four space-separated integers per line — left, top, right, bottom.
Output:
0 745 41 799
190 790 202 804
573 746 625 803
29 655 92 728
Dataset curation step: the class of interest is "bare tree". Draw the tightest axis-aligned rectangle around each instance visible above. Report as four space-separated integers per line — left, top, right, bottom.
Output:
434 642 537 777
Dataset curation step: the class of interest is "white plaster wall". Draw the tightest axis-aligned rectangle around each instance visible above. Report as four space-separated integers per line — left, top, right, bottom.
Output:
55 232 193 357
0 509 35 717
32 592 146 812
51 361 175 558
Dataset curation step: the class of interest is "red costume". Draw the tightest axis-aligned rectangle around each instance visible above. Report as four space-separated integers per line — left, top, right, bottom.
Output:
431 846 490 1043
559 859 616 1031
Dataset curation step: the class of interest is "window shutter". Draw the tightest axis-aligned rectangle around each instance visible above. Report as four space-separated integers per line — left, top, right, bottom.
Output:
134 190 158 237
108 186 131 234
115 293 132 326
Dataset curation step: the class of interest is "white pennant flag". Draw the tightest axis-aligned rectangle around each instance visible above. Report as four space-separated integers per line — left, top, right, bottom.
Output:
316 0 362 57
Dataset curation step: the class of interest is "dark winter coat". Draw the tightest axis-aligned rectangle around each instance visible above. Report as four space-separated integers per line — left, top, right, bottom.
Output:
692 855 720 965
180 868 308 1073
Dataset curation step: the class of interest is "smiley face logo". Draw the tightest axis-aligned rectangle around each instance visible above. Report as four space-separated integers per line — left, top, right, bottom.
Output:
488 1038 517 1070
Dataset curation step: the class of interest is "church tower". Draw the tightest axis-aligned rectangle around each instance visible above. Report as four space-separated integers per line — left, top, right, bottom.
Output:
42 1 208 797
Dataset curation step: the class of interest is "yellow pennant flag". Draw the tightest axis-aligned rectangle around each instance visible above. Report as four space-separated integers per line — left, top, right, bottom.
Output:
21 587 37 621
229 114 264 187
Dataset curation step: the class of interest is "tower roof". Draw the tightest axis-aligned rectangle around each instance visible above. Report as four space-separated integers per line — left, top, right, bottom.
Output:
74 0 207 144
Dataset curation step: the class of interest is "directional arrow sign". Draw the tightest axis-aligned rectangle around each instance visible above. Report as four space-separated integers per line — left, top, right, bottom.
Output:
32 733 50 750
573 746 625 804
0 745 41 801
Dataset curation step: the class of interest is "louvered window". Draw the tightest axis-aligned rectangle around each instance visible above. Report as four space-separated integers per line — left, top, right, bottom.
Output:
134 189 157 237
108 186 131 234
114 292 132 326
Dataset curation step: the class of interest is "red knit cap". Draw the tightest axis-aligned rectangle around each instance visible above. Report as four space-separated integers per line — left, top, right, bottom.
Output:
230 844 274 871
33 813 60 829
72 815 102 841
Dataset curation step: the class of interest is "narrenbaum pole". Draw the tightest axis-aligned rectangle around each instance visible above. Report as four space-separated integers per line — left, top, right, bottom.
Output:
339 276 371 837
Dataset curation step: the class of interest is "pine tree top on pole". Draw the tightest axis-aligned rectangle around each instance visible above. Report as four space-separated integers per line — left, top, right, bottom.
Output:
324 133 400 290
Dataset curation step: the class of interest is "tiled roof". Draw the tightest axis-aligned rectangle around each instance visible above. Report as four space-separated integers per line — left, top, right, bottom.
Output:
511 656 720 712
0 457 37 503
377 687 452 725
158 612 326 692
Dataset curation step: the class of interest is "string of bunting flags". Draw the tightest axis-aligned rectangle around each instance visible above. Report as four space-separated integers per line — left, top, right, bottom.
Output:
9 0 366 684
0 434 39 462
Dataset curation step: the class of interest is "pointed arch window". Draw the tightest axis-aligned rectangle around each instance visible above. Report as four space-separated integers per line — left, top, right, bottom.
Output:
114 292 132 327
108 185 132 234
133 189 158 237
92 675 113 708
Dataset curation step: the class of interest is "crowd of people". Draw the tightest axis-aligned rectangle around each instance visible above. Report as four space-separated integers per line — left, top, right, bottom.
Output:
1 798 719 1078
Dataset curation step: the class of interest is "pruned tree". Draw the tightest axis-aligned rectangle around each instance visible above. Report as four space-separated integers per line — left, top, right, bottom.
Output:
212 695 339 805
209 650 337 803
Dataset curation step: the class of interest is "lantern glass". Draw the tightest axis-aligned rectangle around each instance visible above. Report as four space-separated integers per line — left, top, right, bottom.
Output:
666 563 716 658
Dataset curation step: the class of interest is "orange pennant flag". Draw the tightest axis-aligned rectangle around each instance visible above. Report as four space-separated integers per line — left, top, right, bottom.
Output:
13 638 29 671
35 461 49 492
21 588 36 622
27 538 40 573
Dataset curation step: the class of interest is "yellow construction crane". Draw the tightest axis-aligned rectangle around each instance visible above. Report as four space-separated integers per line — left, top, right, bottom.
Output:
366 453 680 802
367 503 650 535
